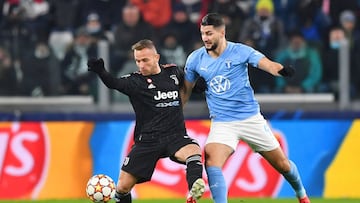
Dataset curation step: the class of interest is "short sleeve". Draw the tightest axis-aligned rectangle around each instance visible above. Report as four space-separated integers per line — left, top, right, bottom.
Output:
184 52 199 83
247 46 265 68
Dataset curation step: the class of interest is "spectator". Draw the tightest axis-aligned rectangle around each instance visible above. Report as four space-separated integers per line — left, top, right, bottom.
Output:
47 0 80 62
0 46 19 95
239 0 285 57
48 29 74 61
84 12 109 42
159 32 187 68
0 0 36 59
339 10 360 98
339 10 360 51
239 0 285 93
60 27 98 97
131 0 172 29
327 0 360 27
320 27 345 97
295 0 331 51
78 0 126 31
275 31 322 93
271 0 299 33
19 42 58 96
1 0 51 43
177 0 210 25
234 0 254 18
207 0 245 42
48 0 82 31
161 2 198 53
111 3 154 73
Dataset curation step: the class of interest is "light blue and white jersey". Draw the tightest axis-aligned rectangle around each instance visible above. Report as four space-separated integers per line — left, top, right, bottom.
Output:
184 41 265 122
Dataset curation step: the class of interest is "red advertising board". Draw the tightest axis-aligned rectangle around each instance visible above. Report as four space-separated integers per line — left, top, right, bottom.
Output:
0 122 93 200
0 122 49 199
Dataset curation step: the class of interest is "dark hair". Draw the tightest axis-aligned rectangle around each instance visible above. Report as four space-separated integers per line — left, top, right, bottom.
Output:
131 39 156 51
201 13 225 27
287 29 304 39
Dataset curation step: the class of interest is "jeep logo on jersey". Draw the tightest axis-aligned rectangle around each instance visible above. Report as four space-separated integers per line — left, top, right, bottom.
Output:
0 122 49 199
154 90 178 100
209 75 231 94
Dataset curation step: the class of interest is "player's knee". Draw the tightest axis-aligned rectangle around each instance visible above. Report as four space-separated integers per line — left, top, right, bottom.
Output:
116 183 132 194
178 144 201 160
204 154 224 168
187 143 202 154
204 143 233 167
205 158 215 167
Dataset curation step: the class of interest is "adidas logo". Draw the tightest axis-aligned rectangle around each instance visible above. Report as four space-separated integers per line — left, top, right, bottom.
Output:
148 84 156 89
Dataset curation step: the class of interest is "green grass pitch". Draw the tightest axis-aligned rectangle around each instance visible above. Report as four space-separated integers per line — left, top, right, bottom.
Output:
0 198 359 203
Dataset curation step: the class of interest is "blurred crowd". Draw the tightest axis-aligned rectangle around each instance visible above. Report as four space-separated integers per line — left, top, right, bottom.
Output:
0 0 359 101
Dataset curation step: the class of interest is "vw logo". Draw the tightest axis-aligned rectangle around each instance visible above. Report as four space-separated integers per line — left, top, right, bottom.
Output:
209 75 231 94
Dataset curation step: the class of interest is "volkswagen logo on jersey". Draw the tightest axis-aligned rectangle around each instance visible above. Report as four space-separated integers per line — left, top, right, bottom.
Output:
209 75 231 94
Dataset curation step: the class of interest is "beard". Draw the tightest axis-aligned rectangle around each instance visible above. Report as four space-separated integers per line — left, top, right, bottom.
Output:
205 41 218 51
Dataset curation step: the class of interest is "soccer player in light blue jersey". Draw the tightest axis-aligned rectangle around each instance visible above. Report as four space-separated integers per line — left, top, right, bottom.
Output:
181 13 310 203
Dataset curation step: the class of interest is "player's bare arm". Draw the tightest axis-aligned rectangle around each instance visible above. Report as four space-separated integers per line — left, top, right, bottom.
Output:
181 80 195 106
258 57 295 77
257 57 283 76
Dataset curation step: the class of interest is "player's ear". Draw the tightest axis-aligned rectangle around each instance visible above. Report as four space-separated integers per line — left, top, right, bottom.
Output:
215 24 226 36
155 53 160 62
220 27 226 37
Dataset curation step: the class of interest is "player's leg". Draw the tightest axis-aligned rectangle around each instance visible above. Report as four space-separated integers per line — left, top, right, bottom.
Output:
115 170 136 203
173 141 205 202
116 142 161 203
204 121 239 203
240 113 310 203
259 148 310 203
204 143 233 203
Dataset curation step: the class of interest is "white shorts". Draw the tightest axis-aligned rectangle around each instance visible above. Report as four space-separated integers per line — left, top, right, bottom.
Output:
206 113 279 152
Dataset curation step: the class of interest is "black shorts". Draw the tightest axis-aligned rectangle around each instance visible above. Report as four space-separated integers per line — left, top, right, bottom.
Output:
121 134 199 183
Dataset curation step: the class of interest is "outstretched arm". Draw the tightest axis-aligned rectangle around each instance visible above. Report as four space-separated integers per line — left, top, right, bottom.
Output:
258 57 294 77
87 58 120 89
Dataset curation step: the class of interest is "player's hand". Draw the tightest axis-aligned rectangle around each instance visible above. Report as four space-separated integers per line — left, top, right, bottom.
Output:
193 77 207 93
278 65 295 77
87 58 105 74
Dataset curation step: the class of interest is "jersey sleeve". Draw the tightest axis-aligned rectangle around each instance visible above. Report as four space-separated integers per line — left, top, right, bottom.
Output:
246 46 265 68
184 52 199 83
97 70 133 95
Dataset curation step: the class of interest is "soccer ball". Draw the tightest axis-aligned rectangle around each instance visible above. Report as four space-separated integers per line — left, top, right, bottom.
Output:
86 174 116 202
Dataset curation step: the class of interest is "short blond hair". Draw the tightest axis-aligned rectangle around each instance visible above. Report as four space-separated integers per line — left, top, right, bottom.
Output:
131 39 157 52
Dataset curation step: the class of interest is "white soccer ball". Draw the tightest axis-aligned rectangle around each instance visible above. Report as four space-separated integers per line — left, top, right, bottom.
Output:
86 174 116 203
